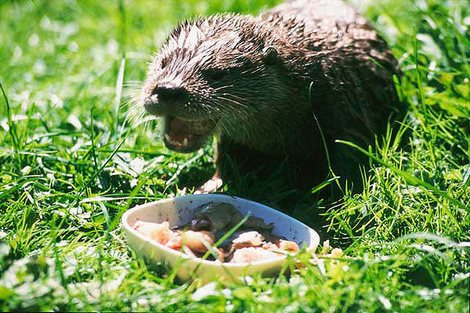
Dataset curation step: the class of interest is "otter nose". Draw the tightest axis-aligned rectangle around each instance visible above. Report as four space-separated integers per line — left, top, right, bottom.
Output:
153 86 188 103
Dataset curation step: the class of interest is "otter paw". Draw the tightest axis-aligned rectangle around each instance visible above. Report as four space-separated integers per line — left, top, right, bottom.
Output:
195 177 223 194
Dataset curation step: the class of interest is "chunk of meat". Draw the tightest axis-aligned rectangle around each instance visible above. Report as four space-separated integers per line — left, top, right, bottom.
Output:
181 230 215 253
230 247 282 263
232 231 265 249
279 240 300 252
134 221 171 245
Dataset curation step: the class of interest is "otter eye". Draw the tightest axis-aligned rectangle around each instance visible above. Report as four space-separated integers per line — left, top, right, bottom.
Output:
161 58 168 69
202 68 230 82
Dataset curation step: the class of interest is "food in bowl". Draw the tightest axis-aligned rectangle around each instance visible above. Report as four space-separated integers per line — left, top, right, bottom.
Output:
122 194 320 282
133 202 299 263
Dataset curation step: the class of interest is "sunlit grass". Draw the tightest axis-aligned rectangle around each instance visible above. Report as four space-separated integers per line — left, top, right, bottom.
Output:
0 0 468 311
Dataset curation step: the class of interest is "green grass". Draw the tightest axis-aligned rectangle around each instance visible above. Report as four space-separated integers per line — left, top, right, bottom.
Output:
0 0 469 311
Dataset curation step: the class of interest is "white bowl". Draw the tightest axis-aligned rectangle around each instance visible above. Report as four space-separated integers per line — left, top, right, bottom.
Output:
121 194 320 282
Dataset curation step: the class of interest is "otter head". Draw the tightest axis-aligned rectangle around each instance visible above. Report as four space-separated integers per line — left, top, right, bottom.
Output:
141 14 286 153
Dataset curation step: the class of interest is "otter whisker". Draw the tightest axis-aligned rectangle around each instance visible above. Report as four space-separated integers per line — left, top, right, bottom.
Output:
218 93 247 103
213 85 234 92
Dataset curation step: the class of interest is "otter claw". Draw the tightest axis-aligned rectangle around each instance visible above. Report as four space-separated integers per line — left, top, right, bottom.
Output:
194 177 223 194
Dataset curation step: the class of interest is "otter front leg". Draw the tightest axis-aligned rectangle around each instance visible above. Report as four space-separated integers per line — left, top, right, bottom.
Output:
213 134 330 190
195 136 263 194
215 136 277 186
195 141 224 194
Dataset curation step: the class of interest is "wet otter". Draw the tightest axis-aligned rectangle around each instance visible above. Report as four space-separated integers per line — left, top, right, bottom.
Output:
139 0 405 192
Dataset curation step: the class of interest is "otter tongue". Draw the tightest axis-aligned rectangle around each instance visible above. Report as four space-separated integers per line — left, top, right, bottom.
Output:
168 117 193 143
163 116 213 153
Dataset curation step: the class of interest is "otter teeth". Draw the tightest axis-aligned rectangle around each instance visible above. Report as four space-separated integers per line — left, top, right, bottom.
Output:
165 133 191 147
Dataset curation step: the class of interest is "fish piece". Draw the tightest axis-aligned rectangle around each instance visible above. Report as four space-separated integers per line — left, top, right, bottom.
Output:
278 240 299 252
244 216 274 231
134 221 172 245
181 230 215 253
190 202 242 232
165 231 183 250
230 247 282 263
232 231 264 249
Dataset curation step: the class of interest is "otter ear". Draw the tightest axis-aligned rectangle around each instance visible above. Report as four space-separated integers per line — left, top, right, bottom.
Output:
262 46 278 65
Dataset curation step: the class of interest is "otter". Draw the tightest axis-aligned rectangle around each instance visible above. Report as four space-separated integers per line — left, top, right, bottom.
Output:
139 0 405 192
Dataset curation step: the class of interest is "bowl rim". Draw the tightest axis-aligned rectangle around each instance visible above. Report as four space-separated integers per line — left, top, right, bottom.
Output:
121 194 320 268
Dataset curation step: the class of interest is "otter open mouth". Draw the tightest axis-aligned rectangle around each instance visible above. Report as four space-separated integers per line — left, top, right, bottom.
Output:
163 116 215 153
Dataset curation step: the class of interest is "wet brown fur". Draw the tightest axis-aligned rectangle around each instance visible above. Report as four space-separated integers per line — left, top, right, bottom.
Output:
140 0 406 190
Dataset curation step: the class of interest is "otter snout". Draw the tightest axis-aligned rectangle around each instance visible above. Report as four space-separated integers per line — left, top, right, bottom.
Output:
141 79 215 153
143 83 189 116
155 86 188 103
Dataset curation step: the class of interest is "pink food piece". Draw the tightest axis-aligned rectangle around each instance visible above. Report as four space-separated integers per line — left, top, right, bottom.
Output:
232 231 265 248
134 221 172 245
165 232 183 250
181 230 215 253
230 247 282 263
278 240 300 252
